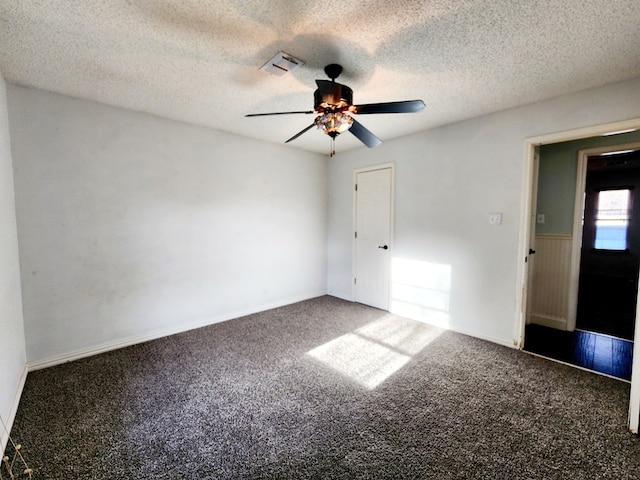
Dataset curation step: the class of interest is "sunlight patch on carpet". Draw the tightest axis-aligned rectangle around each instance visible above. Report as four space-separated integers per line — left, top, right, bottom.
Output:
307 315 443 389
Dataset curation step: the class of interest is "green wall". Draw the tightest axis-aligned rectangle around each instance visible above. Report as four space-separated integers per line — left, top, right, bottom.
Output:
536 130 640 235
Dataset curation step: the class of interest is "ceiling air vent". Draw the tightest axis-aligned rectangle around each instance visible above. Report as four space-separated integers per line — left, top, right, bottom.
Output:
259 51 304 77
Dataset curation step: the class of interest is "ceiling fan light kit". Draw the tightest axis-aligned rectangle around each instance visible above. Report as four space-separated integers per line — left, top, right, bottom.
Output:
315 112 353 137
247 63 425 156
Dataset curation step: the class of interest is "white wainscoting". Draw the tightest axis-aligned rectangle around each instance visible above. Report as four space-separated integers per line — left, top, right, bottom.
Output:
529 234 573 330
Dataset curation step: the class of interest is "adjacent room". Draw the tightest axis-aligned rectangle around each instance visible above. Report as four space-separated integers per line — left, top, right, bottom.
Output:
2 1 640 478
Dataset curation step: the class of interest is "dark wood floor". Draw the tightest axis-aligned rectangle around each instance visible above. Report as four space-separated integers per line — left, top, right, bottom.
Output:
524 324 633 381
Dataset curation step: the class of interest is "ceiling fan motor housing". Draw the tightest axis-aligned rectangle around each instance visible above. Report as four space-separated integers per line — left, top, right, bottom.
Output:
314 82 353 111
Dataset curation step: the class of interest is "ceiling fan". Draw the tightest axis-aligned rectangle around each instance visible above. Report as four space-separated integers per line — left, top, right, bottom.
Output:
246 64 426 155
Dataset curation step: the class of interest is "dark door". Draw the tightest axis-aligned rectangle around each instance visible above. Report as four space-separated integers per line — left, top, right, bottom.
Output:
576 151 640 340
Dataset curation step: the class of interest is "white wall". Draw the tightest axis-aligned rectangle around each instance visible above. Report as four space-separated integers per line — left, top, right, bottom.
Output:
7 74 640 370
0 73 26 450
328 76 640 346
8 86 327 366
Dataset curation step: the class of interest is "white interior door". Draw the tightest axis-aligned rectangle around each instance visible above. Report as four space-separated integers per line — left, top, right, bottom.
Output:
354 166 392 310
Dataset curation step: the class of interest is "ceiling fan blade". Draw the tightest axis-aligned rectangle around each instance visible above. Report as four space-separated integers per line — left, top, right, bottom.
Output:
352 100 426 114
349 118 382 148
245 110 314 117
285 123 316 143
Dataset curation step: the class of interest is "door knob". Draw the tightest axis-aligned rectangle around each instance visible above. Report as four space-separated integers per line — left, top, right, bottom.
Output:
378 245 389 250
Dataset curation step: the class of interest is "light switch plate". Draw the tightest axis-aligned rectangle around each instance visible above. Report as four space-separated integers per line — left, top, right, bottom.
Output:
489 213 502 225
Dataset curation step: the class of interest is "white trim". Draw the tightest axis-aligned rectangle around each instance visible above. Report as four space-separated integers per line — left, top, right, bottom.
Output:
441 323 515 349
514 141 537 347
388 300 514 348
524 148 541 333
529 314 567 331
0 365 28 453
568 153 584 333
326 291 352 302
352 163 395 310
629 276 640 432
525 119 640 146
27 291 326 371
575 142 640 157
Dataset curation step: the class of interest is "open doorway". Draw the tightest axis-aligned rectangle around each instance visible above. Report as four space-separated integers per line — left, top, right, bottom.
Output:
516 119 640 433
525 144 640 381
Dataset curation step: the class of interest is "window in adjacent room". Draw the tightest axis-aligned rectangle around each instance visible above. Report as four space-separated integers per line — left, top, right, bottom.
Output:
594 188 632 250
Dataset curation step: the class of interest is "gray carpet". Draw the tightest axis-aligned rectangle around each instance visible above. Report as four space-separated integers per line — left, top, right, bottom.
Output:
5 296 640 479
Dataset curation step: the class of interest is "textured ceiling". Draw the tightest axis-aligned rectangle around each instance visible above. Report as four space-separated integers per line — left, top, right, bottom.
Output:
1 0 639 154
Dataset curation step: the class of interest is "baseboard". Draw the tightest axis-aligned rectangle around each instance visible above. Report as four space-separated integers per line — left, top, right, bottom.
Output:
25 290 516 372
27 291 327 371
388 300 516 349
445 324 516 349
529 314 567 331
0 365 27 454
326 290 353 302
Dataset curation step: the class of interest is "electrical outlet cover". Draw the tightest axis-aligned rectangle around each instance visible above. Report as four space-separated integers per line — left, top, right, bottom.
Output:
489 213 502 225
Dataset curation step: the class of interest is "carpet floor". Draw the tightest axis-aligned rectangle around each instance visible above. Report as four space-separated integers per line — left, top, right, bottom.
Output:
5 296 640 479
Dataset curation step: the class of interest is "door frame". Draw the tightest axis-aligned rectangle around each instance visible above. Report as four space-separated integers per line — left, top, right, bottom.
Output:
352 163 395 308
515 118 640 433
524 148 540 328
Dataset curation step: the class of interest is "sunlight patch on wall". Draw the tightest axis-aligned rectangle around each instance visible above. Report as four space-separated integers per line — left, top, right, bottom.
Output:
389 258 452 328
307 314 443 389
